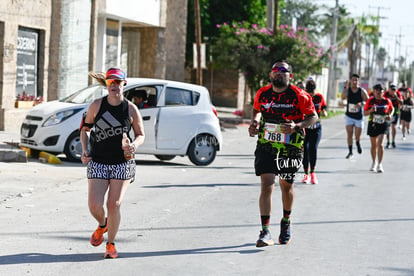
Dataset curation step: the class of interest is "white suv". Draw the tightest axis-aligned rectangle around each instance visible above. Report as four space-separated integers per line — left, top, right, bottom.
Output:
20 78 222 166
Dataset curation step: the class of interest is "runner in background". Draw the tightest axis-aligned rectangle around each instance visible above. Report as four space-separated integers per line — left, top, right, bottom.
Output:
302 79 327 184
384 84 402 148
341 74 369 159
400 88 414 139
363 84 394 173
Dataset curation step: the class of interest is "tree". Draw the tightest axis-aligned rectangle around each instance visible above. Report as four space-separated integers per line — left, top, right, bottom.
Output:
319 4 353 44
186 0 267 67
279 0 322 42
213 22 327 101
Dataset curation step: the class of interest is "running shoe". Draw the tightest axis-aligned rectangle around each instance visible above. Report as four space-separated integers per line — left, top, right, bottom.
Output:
279 219 291 245
385 142 390 149
104 242 118 258
345 153 353 159
302 174 310 184
392 141 396 148
310 172 318 184
370 163 377 172
256 229 274 247
90 218 108 247
402 136 406 141
377 163 384 173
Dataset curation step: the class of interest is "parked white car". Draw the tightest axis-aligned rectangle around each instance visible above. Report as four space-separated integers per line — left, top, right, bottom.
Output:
20 78 222 166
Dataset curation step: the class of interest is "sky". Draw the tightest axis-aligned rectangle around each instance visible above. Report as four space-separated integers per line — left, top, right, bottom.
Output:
316 0 414 65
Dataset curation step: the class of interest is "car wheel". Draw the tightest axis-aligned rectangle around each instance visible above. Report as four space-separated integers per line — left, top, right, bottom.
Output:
187 134 217 166
64 131 82 162
154 155 176 161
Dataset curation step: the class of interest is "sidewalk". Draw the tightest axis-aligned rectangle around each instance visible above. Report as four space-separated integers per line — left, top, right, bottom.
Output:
0 130 26 162
216 106 247 128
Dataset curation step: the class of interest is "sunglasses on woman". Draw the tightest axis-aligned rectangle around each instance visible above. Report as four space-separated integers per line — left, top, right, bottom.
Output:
105 79 124 86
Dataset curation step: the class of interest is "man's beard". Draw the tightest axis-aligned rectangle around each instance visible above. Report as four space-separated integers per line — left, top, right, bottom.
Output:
272 78 288 88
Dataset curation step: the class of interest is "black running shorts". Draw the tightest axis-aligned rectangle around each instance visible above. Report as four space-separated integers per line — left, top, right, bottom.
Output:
400 110 412 122
367 121 389 137
254 145 302 184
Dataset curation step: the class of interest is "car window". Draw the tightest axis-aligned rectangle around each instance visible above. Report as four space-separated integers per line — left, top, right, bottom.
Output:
61 85 108 104
165 87 200 106
124 85 161 108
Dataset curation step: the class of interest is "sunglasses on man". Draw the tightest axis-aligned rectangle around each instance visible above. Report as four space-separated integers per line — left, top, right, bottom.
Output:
272 66 290 73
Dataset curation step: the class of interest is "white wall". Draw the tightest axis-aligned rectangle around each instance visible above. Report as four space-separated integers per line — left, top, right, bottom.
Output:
106 0 162 27
59 0 92 98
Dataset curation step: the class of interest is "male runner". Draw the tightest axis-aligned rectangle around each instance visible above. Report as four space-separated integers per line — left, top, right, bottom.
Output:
249 60 317 246
341 74 369 158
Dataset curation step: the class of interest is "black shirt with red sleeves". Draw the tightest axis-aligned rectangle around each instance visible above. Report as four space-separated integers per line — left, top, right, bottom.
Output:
311 93 327 117
384 91 402 114
363 97 393 122
253 84 315 151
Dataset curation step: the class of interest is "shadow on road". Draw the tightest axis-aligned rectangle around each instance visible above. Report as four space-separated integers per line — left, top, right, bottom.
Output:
0 243 259 264
141 182 257 188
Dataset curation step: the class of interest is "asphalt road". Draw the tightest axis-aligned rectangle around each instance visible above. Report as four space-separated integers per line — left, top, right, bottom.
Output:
1 115 413 276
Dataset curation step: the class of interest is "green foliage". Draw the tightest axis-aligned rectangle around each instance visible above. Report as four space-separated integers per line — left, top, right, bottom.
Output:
186 0 267 67
280 0 321 42
213 22 329 94
322 109 345 119
319 4 353 43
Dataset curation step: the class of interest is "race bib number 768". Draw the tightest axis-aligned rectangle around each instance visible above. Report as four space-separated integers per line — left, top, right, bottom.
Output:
264 123 290 143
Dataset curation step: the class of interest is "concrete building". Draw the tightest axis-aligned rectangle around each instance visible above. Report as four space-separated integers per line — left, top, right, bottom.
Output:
0 0 187 131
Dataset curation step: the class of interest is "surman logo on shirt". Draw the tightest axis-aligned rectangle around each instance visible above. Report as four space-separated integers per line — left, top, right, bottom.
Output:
95 111 128 142
263 103 294 109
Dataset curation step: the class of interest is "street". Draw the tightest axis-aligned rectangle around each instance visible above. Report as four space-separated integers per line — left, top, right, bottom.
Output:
1 115 414 276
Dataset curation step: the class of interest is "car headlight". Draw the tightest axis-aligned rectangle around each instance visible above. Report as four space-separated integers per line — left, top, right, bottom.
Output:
42 108 83 127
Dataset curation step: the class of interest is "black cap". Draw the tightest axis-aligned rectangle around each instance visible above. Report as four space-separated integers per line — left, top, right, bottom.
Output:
373 84 384 91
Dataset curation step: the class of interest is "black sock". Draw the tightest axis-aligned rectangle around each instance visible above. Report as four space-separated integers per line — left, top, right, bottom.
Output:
356 141 362 153
100 218 107 228
283 210 291 221
348 145 353 154
261 215 270 231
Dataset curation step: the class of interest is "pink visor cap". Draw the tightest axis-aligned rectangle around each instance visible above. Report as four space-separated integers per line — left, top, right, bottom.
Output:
105 67 126 80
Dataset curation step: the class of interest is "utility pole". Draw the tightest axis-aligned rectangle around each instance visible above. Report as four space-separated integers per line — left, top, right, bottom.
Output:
267 0 279 35
368 5 389 85
267 0 273 30
194 0 202 85
368 5 389 30
327 0 338 108
274 0 279 35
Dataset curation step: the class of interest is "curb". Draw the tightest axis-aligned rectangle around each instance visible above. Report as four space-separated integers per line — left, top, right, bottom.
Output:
0 146 27 162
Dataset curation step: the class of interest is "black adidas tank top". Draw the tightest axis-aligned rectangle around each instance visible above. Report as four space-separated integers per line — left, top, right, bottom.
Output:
90 96 132 164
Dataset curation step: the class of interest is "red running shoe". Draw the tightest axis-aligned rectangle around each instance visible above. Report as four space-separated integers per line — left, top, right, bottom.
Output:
104 242 118 259
310 172 318 184
90 218 108 247
302 174 310 184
